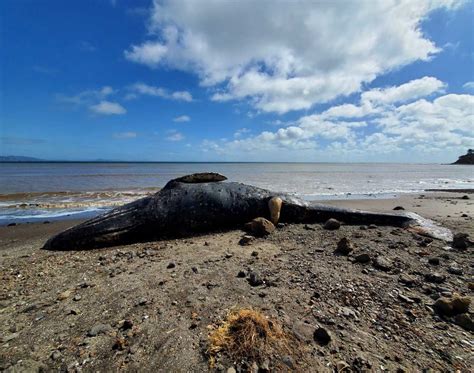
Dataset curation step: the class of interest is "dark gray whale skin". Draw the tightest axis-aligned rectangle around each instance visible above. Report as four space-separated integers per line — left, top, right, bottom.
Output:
43 178 415 250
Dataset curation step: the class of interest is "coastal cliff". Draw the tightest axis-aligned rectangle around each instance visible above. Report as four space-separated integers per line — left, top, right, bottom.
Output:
452 149 474 165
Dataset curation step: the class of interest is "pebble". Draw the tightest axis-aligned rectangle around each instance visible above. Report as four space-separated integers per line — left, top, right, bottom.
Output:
393 206 405 210
428 257 440 265
248 271 263 286
399 274 416 286
57 290 73 301
167 262 176 269
313 327 332 345
50 350 62 361
244 217 275 236
368 224 378 229
424 272 446 284
87 323 112 337
251 251 259 257
336 360 350 371
336 237 353 255
354 253 371 263
373 256 392 271
227 368 237 373
447 266 463 275
323 218 341 230
73 295 81 301
237 270 246 278
239 235 255 246
452 233 470 250
454 313 474 331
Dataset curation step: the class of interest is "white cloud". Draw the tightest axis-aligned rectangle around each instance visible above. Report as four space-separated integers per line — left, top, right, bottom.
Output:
130 82 193 102
198 76 474 160
90 101 126 115
113 132 137 139
173 115 190 122
166 130 184 141
125 0 464 113
233 128 251 138
463 81 474 91
57 86 116 105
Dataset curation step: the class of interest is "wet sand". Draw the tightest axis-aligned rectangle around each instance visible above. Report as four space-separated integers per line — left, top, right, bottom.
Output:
0 192 473 372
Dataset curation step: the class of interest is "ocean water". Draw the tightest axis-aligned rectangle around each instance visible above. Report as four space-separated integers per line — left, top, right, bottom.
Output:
0 162 472 224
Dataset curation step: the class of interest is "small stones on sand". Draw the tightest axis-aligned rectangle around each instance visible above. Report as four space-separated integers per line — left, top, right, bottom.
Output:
354 253 371 263
335 237 353 255
57 290 73 301
323 218 341 230
452 233 471 250
239 235 255 245
87 323 112 337
313 327 332 345
373 256 392 271
424 272 446 284
244 217 275 236
248 271 263 286
447 265 463 275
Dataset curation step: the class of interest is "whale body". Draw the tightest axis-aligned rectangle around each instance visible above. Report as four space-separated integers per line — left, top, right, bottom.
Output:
43 173 452 250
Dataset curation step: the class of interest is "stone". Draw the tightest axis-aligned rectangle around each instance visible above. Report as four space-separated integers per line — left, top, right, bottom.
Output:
227 368 237 373
237 270 246 278
393 206 405 210
282 356 294 368
452 233 471 250
87 323 112 337
323 218 340 230
50 350 62 361
454 313 474 332
451 295 471 314
424 272 445 284
368 224 378 229
434 295 470 316
461 195 470 200
373 256 392 271
313 327 332 345
248 271 263 286
336 360 350 372
167 262 176 269
448 266 463 275
244 217 275 236
73 295 81 301
428 257 440 265
336 237 353 255
239 235 255 246
354 253 371 263
399 274 416 286
57 290 73 301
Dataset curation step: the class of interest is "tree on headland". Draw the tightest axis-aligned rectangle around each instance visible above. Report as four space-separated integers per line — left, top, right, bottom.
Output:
452 149 474 165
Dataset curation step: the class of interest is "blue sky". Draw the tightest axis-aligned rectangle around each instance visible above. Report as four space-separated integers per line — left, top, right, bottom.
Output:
1 0 473 162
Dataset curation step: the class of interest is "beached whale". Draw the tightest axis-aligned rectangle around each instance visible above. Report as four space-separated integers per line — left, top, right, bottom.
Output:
43 173 452 250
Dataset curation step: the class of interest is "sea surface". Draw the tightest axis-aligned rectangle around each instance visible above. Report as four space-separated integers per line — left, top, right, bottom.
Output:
0 162 472 224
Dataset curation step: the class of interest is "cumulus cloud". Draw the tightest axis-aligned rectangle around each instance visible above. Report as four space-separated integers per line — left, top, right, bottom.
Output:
129 82 193 102
90 101 126 115
113 132 137 139
125 0 464 113
173 115 190 122
57 86 116 105
200 77 474 159
166 130 184 141
463 81 474 91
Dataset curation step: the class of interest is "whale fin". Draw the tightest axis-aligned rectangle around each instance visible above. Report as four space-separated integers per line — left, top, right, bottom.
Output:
404 212 453 242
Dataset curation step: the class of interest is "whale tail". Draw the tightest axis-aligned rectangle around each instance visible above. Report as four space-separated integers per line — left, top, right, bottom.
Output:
404 212 453 242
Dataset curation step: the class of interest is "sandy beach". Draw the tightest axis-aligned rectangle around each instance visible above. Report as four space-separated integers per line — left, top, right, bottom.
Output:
1 192 473 372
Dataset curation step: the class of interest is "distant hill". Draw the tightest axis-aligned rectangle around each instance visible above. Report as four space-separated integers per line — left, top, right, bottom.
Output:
452 149 474 165
0 155 44 162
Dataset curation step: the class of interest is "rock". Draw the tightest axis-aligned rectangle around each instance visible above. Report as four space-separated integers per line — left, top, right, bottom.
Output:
68 308 80 315
461 195 470 200
57 290 73 301
251 251 259 257
368 224 378 229
354 253 371 263
448 265 463 275
282 356 294 368
454 313 474 331
244 217 275 236
434 295 470 316
373 256 392 271
336 360 350 372
452 233 471 250
73 295 81 301
239 235 255 246
393 206 405 210
424 272 445 284
323 218 340 230
335 237 353 255
399 274 416 286
227 368 237 373
248 271 263 286
237 270 246 278
359 225 368 230
7 223 17 227
87 323 112 337
313 327 332 345
50 350 62 361
167 262 176 269
428 257 440 265
121 319 134 330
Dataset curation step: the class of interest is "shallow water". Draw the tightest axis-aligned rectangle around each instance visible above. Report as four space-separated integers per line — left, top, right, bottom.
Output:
0 162 472 223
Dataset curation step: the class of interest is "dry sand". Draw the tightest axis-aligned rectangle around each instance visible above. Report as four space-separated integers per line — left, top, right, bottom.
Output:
0 192 473 372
